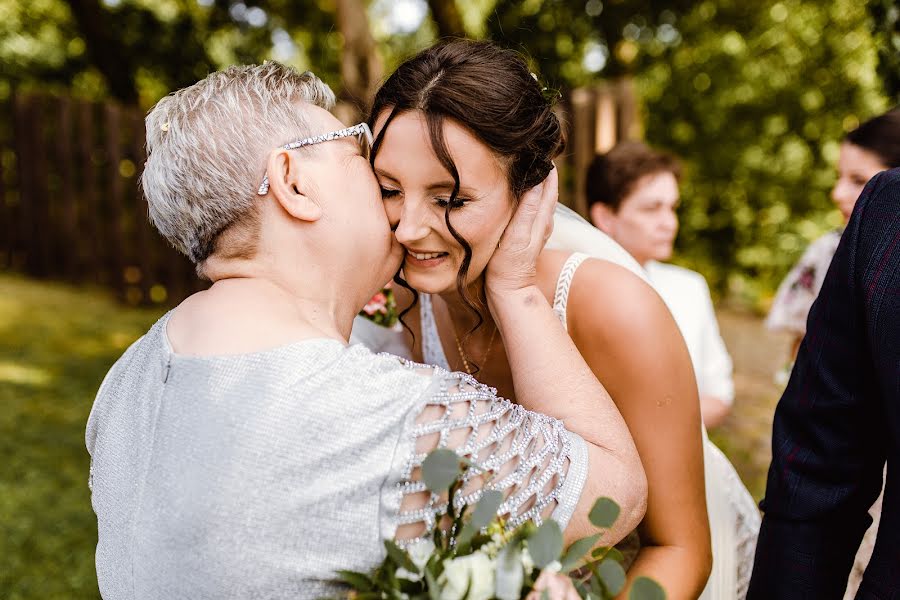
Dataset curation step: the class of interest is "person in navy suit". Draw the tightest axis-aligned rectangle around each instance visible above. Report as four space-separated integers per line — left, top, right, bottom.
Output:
748 168 900 599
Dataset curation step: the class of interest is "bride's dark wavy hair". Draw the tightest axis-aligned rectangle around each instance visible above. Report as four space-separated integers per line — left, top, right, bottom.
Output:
369 39 565 348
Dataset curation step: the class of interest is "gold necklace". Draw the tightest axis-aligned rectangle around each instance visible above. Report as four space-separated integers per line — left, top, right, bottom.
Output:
451 321 498 376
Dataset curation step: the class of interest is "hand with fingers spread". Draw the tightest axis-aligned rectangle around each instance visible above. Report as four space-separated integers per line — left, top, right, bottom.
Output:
485 166 558 298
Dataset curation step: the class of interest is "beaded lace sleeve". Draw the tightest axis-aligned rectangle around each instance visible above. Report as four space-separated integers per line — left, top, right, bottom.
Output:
384 360 589 543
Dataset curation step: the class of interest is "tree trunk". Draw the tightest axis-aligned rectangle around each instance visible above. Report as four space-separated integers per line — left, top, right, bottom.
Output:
427 0 466 38
335 0 383 121
64 0 139 105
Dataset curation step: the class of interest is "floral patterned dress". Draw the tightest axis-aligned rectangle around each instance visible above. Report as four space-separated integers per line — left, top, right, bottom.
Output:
765 230 843 335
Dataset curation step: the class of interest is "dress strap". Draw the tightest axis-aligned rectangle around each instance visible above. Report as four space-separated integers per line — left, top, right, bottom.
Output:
553 252 589 330
419 294 452 370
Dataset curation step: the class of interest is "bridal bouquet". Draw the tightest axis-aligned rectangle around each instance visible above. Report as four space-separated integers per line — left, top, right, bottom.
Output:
332 450 664 600
360 285 399 328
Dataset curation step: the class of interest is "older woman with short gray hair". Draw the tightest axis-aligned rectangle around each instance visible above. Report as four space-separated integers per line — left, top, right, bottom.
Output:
86 62 646 598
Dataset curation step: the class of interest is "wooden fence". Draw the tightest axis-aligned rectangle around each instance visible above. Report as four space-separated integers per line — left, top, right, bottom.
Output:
0 81 639 305
0 92 202 305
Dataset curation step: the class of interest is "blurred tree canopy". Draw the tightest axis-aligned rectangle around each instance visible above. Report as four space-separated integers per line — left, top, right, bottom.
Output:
1 0 897 303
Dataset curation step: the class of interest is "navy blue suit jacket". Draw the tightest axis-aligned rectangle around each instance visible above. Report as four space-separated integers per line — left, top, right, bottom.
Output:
748 169 900 599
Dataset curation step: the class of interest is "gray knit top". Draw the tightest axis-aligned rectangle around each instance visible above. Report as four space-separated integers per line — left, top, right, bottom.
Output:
86 312 587 599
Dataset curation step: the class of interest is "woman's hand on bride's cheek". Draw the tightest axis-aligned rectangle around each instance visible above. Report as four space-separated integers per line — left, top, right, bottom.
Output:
485 166 558 297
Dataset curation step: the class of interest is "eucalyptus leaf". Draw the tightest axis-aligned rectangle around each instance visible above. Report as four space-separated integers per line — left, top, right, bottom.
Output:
588 498 621 529
383 539 418 574
495 543 524 600
560 533 601 573
456 490 504 547
527 520 564 569
422 449 464 493
629 576 666 600
424 569 440 600
336 569 374 591
591 546 624 564
469 490 504 530
597 559 626 596
455 523 477 551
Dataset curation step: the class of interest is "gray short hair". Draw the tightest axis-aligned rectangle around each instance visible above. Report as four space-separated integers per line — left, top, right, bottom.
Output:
141 62 335 264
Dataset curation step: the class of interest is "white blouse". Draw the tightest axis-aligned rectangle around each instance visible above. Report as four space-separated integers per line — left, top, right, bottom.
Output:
645 261 735 405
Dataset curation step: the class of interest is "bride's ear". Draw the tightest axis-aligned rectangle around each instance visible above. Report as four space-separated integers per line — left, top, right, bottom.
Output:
266 149 322 222
589 202 615 234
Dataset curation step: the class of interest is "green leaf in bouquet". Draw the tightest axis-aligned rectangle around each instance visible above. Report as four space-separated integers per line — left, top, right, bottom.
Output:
541 590 550 600
629 576 666 600
469 490 505 530
591 546 624 564
527 520 563 569
560 533 601 573
456 490 504 548
422 449 465 495
424 569 440 600
588 498 621 529
597 559 626 596
495 542 525 600
383 539 418 574
335 569 374 591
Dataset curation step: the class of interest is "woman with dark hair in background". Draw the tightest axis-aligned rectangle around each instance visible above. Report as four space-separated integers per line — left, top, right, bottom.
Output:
767 109 900 357
354 39 715 598
765 107 900 599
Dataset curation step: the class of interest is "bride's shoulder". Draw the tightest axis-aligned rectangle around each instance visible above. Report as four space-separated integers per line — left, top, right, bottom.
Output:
565 257 671 339
535 248 577 297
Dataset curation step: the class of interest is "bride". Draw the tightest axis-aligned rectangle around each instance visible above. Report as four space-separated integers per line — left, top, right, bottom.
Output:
353 39 758 599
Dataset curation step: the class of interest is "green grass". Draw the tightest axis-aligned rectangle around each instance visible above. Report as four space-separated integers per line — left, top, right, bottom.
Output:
0 273 165 599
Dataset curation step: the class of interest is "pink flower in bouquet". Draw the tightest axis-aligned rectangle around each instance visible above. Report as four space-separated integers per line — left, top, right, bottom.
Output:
363 292 388 316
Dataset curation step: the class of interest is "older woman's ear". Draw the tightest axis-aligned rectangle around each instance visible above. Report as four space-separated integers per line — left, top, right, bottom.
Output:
266 149 322 222
589 202 615 235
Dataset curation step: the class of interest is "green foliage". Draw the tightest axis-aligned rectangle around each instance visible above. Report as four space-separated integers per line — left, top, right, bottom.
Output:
421 447 467 492
596 559 627 596
345 448 658 599
634 0 888 304
527 520 564 569
588 497 621 529
0 0 340 105
869 0 900 101
0 274 164 598
630 576 667 600
484 0 890 305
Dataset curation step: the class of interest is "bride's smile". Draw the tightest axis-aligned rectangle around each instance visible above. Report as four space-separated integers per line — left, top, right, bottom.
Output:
372 109 514 295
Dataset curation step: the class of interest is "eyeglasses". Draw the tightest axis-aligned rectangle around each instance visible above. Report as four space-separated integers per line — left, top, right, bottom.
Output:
256 122 374 196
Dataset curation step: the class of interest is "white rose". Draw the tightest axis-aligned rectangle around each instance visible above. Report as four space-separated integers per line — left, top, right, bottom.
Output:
397 539 437 582
438 552 495 600
521 547 535 573
544 560 562 574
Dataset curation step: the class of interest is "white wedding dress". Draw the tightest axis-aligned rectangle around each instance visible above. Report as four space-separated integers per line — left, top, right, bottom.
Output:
351 205 760 599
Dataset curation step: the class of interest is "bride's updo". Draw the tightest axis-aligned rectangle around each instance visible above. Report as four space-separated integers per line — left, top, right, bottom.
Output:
369 38 565 199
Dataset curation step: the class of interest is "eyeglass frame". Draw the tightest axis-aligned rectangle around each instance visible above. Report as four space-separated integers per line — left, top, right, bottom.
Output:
256 122 374 196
